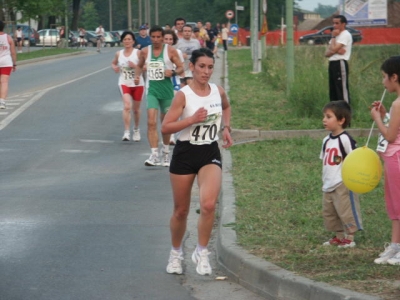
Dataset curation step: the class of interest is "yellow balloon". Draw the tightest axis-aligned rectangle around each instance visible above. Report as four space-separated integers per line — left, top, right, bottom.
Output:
342 146 382 194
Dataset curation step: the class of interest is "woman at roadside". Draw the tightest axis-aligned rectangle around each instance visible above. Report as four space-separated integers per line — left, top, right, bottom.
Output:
111 31 144 142
161 48 233 275
15 27 23 53
0 20 17 110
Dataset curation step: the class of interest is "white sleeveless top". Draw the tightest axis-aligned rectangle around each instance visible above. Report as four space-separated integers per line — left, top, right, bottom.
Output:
118 49 144 87
0 34 12 67
178 83 222 144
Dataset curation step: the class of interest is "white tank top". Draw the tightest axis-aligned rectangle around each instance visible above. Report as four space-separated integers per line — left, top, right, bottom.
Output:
178 83 222 144
118 49 144 87
0 34 12 67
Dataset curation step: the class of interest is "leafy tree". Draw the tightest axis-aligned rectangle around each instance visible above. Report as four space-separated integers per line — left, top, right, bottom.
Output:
81 1 99 30
314 3 337 18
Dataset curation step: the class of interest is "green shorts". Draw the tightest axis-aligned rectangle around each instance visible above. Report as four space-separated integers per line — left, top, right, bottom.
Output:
146 93 172 114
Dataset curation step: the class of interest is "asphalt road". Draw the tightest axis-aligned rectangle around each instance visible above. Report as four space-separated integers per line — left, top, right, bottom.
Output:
0 48 264 300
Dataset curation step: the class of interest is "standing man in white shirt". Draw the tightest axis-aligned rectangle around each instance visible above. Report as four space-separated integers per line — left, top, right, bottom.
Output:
325 15 352 104
95 24 105 52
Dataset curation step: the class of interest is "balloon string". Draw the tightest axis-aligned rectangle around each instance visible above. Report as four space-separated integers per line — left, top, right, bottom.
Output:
366 89 387 147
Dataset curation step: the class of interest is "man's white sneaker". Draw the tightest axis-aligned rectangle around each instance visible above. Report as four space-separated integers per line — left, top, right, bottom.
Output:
145 154 160 166
374 243 399 264
162 151 170 167
0 101 6 109
122 130 130 141
166 250 183 274
132 129 141 142
191 249 212 275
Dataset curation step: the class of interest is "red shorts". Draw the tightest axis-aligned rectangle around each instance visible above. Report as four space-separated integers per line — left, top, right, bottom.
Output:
0 67 13 75
119 85 144 101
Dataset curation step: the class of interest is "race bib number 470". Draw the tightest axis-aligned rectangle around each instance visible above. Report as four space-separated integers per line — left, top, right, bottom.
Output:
189 112 222 145
148 61 165 80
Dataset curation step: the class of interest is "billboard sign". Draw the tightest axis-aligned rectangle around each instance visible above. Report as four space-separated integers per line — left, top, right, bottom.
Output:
340 0 387 26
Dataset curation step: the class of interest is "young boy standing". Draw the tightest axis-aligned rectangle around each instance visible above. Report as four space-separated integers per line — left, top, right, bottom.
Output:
320 100 363 248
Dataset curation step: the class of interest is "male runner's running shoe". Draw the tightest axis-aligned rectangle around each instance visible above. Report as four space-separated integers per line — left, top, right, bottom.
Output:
132 129 141 142
0 101 6 109
122 130 130 141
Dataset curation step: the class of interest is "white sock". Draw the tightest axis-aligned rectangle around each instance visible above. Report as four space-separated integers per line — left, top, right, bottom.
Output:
172 246 182 254
196 244 207 253
151 148 158 156
163 143 169 154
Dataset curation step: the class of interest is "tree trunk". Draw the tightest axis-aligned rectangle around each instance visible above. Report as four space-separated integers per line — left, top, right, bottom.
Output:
71 0 81 30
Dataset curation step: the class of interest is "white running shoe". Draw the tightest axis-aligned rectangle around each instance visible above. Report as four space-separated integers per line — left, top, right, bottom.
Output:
132 129 141 142
387 250 400 265
0 101 5 109
122 130 130 141
166 250 183 274
191 249 212 275
145 154 160 166
162 151 170 167
374 243 399 264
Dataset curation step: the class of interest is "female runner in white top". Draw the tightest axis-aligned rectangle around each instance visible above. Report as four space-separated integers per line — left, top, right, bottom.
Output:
111 31 144 142
161 48 233 276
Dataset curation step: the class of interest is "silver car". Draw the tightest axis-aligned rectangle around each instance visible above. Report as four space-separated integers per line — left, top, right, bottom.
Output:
37 29 59 46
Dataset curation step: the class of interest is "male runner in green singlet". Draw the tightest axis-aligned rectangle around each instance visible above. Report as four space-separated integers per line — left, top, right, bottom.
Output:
135 25 184 167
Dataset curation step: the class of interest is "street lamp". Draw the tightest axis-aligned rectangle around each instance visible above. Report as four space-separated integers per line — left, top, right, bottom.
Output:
109 0 112 31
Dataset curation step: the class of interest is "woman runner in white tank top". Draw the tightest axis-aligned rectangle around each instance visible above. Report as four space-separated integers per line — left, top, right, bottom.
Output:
161 48 233 276
111 31 144 142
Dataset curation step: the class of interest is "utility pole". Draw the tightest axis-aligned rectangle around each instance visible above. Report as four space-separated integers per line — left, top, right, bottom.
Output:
250 0 261 73
138 0 142 28
128 0 132 30
286 0 294 92
145 0 150 27
109 0 112 31
155 0 158 25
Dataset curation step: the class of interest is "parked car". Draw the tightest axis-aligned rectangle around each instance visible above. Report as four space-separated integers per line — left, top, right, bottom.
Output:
37 29 59 46
186 22 197 30
85 31 99 47
104 31 118 47
299 26 362 45
5 24 39 46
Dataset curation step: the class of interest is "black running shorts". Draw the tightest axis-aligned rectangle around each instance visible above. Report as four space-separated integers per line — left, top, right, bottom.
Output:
169 141 222 175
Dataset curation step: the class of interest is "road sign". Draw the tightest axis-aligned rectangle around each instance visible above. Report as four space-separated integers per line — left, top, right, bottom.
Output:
230 24 239 34
236 5 244 10
225 10 234 19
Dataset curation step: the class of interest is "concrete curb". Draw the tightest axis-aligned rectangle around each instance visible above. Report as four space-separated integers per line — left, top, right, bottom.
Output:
216 149 381 300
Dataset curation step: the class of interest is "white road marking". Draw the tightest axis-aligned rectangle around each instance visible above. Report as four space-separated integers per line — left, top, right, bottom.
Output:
79 139 114 144
0 66 111 131
60 149 99 154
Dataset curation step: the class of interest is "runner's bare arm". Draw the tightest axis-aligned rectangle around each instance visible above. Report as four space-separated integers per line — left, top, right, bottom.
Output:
134 48 147 85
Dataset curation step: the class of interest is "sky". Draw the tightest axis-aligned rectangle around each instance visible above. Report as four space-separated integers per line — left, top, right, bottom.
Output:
298 0 339 12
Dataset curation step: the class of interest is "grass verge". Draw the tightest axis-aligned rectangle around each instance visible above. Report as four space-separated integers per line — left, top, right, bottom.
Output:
18 48 82 62
228 47 400 299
